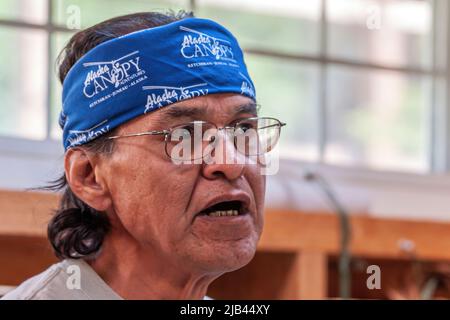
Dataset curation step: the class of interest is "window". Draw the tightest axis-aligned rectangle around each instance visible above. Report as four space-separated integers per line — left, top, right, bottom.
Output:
197 0 448 173
0 0 188 147
0 0 448 174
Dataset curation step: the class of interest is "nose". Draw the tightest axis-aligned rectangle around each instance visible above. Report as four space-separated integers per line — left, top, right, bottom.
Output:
201 130 246 181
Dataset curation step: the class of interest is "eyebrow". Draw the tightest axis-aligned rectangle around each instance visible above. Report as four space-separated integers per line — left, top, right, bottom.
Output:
160 105 204 120
234 103 258 116
158 102 258 122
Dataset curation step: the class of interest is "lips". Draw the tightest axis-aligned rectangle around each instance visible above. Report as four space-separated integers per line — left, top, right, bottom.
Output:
191 192 255 241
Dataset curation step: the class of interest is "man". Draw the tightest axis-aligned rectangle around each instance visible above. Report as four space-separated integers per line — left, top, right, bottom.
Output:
2 11 285 300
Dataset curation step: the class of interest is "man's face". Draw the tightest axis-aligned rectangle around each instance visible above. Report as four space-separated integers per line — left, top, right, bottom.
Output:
100 93 266 274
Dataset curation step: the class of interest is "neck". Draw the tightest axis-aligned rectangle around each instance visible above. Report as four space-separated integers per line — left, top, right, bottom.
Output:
88 227 219 300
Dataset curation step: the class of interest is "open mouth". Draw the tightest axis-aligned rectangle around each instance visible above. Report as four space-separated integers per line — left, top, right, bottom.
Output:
197 200 246 217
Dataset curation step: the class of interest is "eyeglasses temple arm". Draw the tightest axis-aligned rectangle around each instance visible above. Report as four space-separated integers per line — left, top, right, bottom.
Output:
107 130 168 140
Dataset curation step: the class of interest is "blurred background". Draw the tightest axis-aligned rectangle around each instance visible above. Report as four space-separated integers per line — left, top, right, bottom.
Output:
0 0 449 299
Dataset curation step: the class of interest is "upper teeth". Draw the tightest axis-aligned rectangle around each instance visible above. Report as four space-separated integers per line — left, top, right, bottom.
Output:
208 210 239 217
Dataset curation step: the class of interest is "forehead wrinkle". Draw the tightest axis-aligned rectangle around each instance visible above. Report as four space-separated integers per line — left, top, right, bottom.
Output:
195 101 258 119
150 104 205 127
151 99 258 127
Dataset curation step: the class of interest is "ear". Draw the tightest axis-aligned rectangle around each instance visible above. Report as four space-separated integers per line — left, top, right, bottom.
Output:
64 148 112 211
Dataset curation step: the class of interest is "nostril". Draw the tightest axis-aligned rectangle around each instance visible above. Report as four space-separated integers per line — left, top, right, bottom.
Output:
211 171 226 178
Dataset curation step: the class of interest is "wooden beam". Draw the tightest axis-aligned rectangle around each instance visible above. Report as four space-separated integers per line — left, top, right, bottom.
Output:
295 250 328 299
1 189 450 262
259 210 450 261
0 190 58 237
0 235 56 286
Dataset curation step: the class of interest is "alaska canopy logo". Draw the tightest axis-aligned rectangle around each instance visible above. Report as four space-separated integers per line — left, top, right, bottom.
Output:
179 26 236 62
142 83 209 113
67 119 110 147
239 72 255 99
82 50 143 99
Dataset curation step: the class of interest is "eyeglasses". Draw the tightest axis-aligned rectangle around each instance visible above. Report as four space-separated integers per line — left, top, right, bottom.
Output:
107 117 286 161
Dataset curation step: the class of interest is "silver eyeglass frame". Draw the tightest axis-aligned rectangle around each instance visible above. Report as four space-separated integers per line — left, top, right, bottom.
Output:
106 117 286 160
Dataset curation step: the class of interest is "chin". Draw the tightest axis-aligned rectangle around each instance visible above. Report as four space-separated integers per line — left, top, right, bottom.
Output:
195 235 259 274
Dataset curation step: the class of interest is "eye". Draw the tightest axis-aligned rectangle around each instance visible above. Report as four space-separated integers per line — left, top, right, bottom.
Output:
235 119 257 133
180 124 195 135
170 123 195 141
171 121 210 141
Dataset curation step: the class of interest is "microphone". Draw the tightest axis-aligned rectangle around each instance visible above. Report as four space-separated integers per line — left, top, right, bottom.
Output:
304 171 352 299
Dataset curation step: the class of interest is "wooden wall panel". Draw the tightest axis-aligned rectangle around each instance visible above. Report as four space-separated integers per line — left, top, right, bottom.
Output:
0 235 56 286
1 190 450 299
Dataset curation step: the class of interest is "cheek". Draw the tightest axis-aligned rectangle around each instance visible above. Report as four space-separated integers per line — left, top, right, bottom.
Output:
106 155 199 245
246 166 266 232
247 165 266 207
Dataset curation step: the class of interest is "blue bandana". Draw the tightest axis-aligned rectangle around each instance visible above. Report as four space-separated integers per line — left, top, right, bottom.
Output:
60 17 256 150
